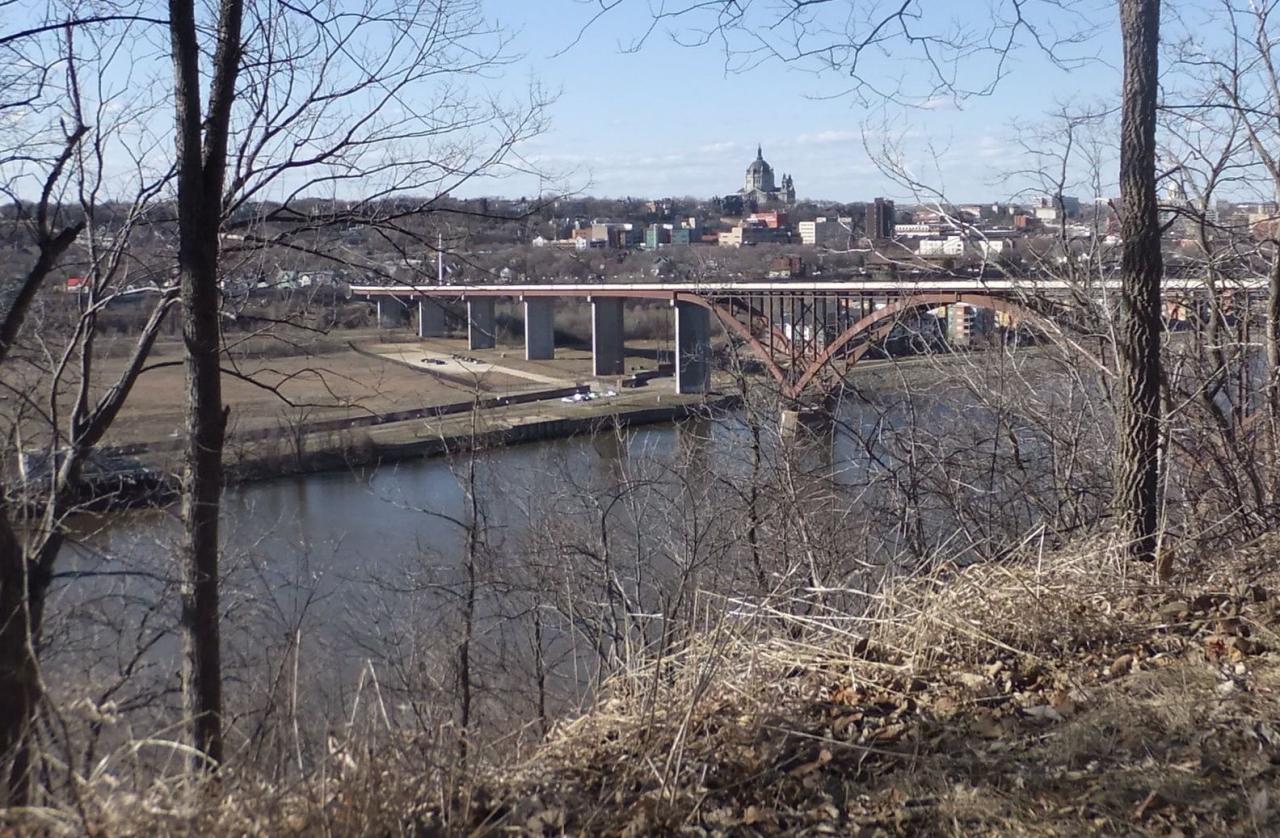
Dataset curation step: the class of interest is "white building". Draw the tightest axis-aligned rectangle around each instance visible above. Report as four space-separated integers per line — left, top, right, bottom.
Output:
894 223 937 238
917 236 1017 259
977 238 1018 257
917 237 967 257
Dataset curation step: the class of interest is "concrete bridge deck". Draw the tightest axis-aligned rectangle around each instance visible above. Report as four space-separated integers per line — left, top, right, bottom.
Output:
351 277 1270 298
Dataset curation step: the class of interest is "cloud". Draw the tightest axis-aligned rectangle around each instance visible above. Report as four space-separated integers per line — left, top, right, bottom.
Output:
976 135 1006 159
918 96 959 111
696 140 743 154
791 129 861 146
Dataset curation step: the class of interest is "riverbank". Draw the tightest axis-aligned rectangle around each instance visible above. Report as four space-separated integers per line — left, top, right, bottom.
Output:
71 377 734 506
221 381 735 483
6 329 719 504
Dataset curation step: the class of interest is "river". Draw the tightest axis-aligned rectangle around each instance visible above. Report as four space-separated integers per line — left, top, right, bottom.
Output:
43 374 1092 751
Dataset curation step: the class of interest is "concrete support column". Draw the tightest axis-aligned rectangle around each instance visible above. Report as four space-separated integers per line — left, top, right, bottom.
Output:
674 300 711 394
523 296 555 360
418 298 446 338
376 297 410 328
467 297 496 350
779 408 801 440
591 297 625 376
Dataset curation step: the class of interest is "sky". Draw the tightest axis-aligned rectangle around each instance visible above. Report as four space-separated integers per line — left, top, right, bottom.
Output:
4 0 1170 207
471 0 1128 204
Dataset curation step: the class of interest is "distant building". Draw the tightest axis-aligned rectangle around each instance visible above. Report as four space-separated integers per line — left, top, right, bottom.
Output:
918 237 966 258
747 210 788 229
589 222 641 248
570 228 599 250
977 238 1018 257
645 219 698 249
947 304 995 345
718 219 787 247
799 217 855 248
645 224 670 249
1034 195 1082 221
531 235 578 249
273 269 348 291
893 223 937 238
870 198 896 240
646 198 675 216
918 236 1018 259
739 145 796 208
768 255 805 278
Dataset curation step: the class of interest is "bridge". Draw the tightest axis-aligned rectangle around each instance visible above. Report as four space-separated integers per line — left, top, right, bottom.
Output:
352 279 1264 400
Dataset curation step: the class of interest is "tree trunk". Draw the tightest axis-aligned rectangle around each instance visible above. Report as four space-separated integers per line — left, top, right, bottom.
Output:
1266 253 1280 431
177 250 228 769
1114 0 1164 562
0 514 40 805
0 224 82 806
168 0 243 769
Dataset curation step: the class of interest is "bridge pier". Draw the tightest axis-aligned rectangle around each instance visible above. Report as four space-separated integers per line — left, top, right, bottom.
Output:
674 300 711 394
779 407 829 440
779 409 801 440
418 299 446 338
523 296 555 360
467 297 496 350
591 297 625 376
376 298 410 329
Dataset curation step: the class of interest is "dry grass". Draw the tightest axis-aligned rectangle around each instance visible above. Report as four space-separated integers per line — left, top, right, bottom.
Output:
451 534 1280 836
7 535 1279 836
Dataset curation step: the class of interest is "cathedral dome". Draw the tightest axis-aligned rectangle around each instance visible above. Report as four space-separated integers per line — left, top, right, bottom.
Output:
746 145 772 177
738 144 794 207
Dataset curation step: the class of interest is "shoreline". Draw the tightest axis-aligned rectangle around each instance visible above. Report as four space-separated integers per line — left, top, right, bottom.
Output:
41 342 984 509
224 389 739 484
57 385 739 509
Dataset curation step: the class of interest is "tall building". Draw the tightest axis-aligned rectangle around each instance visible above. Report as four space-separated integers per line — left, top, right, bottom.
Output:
739 145 796 208
870 197 895 240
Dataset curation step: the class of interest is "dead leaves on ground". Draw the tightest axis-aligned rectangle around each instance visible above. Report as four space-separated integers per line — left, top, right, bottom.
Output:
458 564 1280 836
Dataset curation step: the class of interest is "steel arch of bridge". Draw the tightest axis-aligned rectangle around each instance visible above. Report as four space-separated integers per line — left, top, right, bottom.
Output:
681 292 1054 401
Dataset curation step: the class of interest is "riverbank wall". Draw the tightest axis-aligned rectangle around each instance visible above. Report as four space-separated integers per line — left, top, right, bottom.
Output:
25 387 737 510
224 394 736 484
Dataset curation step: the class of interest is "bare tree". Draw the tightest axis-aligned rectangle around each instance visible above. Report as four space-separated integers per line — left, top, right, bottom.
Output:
167 0 243 770
159 0 550 769
1 0 552 794
0 11 175 801
1180 2 1280 433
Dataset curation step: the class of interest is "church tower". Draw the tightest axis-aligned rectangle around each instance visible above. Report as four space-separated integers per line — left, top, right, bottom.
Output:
738 145 794 207
744 144 776 195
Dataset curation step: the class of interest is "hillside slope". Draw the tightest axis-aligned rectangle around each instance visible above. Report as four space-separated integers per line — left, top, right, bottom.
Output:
453 538 1280 836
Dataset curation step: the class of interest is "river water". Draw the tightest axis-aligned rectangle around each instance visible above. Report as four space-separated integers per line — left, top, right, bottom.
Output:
43 410 889 725
46 375 1089 746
